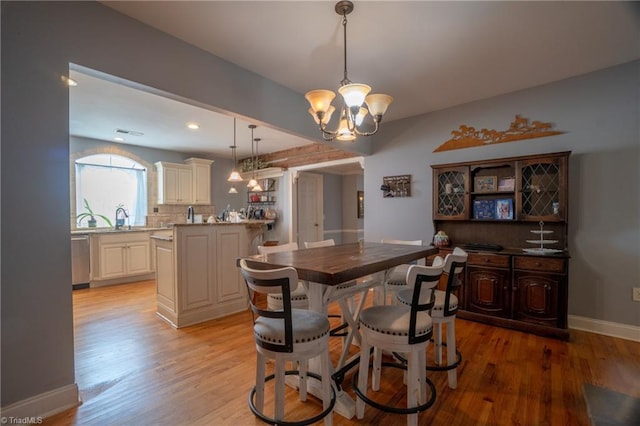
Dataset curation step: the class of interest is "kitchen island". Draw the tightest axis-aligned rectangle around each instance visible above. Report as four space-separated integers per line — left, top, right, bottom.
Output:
152 221 272 328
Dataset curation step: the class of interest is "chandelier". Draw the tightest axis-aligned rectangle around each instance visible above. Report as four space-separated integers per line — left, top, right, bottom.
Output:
305 1 393 142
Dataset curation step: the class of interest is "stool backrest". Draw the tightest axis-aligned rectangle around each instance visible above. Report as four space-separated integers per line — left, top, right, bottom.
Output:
257 242 299 254
304 239 335 248
405 264 443 344
441 247 468 316
382 239 424 266
239 258 298 353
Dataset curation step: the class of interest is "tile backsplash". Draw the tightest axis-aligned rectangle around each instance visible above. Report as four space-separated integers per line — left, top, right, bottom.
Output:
146 204 217 227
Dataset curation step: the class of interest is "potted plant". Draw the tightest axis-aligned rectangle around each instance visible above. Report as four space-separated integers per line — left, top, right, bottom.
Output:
76 198 113 228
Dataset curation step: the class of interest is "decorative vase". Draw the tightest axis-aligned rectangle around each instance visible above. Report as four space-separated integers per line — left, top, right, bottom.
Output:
433 230 450 247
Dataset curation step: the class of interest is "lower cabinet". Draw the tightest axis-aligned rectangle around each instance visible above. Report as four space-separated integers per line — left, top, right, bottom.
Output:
154 225 250 328
458 251 569 339
91 232 152 284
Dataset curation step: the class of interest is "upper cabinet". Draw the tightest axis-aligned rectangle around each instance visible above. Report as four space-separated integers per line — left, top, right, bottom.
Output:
516 155 567 222
433 166 469 220
156 158 213 205
185 158 213 205
432 151 569 222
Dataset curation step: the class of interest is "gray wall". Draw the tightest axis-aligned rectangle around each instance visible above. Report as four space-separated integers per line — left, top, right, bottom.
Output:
365 61 640 327
0 1 319 407
1 0 637 411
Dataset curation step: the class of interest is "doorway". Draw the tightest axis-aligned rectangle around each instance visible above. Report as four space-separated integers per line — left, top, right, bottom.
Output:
296 172 323 247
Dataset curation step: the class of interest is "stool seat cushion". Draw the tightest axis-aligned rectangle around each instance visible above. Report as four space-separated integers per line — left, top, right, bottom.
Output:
396 289 458 318
254 309 330 345
360 306 432 338
266 282 308 302
386 264 411 285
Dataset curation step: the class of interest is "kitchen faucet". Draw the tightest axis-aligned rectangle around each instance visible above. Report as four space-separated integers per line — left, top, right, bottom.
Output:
115 207 129 230
187 205 195 223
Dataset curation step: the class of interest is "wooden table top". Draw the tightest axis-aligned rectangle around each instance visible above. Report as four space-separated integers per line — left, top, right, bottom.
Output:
242 242 438 286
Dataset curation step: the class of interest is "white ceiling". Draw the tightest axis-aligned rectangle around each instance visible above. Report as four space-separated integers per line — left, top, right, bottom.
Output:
72 1 639 160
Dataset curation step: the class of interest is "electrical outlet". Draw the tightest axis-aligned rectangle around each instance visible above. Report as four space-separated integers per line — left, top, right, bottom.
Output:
633 287 640 302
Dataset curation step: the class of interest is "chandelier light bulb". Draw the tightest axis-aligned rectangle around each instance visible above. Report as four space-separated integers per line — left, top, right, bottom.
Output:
228 186 238 194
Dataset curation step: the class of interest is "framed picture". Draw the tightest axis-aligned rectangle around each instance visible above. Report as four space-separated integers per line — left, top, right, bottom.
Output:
498 177 515 192
357 191 364 218
495 198 513 220
474 176 497 192
473 199 495 220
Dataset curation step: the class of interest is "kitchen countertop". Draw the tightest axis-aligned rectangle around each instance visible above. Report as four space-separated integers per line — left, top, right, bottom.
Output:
71 220 274 235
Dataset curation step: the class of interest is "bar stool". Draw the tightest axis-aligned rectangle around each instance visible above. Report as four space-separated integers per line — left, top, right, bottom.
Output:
257 242 309 310
396 247 468 389
239 259 335 425
354 263 442 426
380 239 423 305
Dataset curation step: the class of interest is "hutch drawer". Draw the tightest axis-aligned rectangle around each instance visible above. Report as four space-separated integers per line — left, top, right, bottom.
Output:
513 256 565 273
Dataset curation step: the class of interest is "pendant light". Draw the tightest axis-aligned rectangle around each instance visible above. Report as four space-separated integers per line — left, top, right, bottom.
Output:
227 118 243 183
305 1 393 142
251 137 263 192
247 124 258 189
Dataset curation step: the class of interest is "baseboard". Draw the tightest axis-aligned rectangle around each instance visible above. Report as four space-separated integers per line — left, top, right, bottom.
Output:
568 315 640 342
1 383 80 421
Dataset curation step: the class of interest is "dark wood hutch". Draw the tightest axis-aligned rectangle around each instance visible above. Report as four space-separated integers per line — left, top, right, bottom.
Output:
432 151 570 340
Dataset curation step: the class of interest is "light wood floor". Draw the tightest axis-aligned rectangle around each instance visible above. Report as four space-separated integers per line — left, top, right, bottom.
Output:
44 280 640 425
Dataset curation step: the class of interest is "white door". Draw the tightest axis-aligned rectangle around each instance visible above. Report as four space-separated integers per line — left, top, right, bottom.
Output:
297 172 323 247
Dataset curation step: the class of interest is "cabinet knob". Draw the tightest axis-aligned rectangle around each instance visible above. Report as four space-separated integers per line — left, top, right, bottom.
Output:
484 258 490 263
535 262 542 267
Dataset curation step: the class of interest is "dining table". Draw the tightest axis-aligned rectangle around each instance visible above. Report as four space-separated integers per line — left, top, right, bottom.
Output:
242 241 439 419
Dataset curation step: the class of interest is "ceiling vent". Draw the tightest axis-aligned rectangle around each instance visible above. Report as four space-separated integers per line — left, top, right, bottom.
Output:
115 128 144 137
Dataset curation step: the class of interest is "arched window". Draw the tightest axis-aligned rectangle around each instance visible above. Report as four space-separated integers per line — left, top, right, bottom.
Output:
75 154 147 228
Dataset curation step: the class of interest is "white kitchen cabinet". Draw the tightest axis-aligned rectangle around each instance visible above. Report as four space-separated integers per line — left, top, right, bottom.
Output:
155 158 213 205
185 158 213 205
94 232 152 281
154 224 250 328
156 162 193 205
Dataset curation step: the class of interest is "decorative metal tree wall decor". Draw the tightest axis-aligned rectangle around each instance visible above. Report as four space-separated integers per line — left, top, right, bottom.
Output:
434 115 565 153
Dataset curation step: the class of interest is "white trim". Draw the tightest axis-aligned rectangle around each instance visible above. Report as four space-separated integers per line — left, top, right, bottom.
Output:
1 383 80 421
568 315 640 342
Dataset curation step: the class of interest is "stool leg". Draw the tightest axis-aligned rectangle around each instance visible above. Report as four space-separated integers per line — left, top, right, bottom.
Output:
356 338 371 419
255 352 266 411
320 350 333 426
406 350 418 426
299 359 308 401
274 357 285 421
418 344 427 405
372 347 382 392
446 318 457 389
434 322 443 365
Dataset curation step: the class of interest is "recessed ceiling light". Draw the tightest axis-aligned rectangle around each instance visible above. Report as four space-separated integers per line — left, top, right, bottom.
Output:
113 137 125 142
187 122 200 130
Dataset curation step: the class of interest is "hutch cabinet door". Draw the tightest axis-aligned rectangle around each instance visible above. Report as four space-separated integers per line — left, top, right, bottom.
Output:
466 266 511 318
512 272 562 327
516 155 568 222
433 166 469 220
